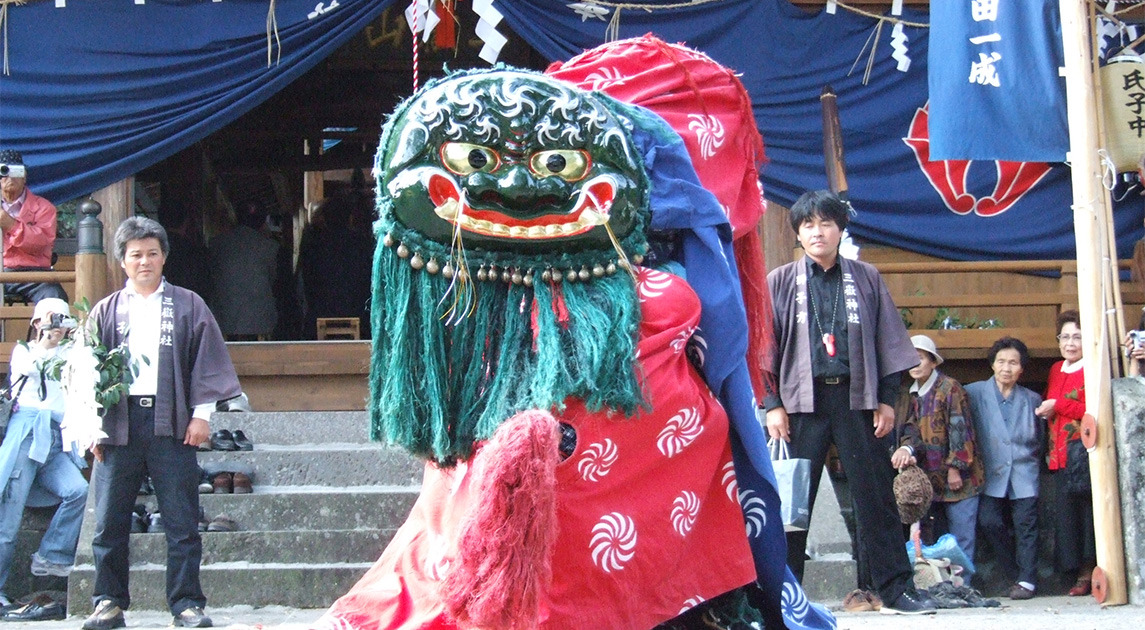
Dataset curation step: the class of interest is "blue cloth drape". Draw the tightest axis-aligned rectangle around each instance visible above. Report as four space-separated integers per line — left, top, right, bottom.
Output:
0 0 394 204
496 0 1142 262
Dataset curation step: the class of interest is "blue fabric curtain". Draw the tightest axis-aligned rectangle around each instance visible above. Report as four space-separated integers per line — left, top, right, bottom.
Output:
495 0 1143 262
0 0 395 203
928 0 1069 162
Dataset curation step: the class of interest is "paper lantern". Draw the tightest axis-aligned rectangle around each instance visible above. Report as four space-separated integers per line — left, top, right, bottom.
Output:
1101 56 1145 172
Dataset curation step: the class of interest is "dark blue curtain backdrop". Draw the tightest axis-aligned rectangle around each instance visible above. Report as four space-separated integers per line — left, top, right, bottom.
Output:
0 0 394 203
497 0 1143 261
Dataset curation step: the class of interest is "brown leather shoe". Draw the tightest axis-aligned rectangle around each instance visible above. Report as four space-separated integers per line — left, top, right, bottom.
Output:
211 472 233 494
232 472 252 494
843 589 874 612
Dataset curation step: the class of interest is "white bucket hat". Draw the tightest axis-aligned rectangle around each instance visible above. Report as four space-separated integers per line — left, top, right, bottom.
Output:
910 334 944 365
31 297 70 325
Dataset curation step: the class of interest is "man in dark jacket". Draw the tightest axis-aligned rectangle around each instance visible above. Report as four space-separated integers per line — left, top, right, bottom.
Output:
83 217 241 630
764 190 933 615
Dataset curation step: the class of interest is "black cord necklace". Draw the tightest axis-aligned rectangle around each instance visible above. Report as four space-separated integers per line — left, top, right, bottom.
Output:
809 270 842 357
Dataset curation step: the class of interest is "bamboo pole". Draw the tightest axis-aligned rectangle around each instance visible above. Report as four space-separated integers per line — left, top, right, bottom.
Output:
1060 0 1127 605
1086 0 1130 378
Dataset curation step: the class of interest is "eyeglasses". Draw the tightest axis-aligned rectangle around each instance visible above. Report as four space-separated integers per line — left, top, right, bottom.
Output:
1057 334 1083 342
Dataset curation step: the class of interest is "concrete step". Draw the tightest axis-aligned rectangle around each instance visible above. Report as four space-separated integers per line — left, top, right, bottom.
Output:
196 445 422 486
801 555 858 603
67 562 373 614
204 411 369 445
75 528 396 566
76 487 419 560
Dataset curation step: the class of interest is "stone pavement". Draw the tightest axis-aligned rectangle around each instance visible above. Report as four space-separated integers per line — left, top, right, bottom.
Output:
830 594 1144 630
0 595 1140 629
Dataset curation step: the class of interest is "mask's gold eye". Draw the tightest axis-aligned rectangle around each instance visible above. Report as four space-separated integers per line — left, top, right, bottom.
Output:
441 143 500 175
529 149 590 181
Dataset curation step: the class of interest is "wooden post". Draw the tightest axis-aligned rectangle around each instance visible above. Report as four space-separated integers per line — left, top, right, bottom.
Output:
1060 0 1128 605
74 199 108 308
90 177 133 290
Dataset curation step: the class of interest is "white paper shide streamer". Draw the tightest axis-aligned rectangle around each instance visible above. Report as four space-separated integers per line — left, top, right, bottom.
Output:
59 341 109 455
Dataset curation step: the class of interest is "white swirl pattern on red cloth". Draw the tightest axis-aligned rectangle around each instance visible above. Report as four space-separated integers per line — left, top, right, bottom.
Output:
671 490 700 536
670 326 696 354
422 532 451 581
590 512 637 573
687 114 726 159
581 66 628 91
577 438 619 482
679 596 705 614
637 268 674 302
656 407 703 457
721 461 739 503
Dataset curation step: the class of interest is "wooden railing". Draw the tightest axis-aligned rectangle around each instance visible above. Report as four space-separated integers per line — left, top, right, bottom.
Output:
873 258 1139 361
0 269 79 364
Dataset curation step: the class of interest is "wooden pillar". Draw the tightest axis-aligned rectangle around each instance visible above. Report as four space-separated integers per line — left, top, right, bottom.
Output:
74 199 108 308
91 177 133 291
761 201 798 272
1060 0 1128 605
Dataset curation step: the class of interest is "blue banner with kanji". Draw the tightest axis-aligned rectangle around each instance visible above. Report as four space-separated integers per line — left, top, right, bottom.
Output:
928 0 1070 161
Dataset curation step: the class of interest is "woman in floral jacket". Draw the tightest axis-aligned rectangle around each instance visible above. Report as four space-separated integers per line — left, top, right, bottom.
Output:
1036 309 1094 596
892 335 984 567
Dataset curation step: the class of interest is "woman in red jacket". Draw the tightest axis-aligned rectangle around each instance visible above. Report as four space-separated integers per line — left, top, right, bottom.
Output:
1036 310 1094 596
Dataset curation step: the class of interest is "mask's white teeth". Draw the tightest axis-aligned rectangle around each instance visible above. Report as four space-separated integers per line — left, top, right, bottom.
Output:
434 198 461 221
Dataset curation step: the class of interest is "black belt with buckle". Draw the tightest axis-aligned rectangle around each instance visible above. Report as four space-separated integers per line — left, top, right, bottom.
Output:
129 395 155 408
818 376 846 386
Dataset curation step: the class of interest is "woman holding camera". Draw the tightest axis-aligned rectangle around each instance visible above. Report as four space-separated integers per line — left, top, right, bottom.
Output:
0 298 88 615
1036 310 1095 597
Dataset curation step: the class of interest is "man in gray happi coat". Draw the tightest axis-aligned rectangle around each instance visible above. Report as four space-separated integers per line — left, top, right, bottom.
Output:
763 190 932 615
83 217 241 630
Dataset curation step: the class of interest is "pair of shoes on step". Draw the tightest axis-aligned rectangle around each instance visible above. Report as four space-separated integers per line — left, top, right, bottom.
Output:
203 429 253 451
1 592 65 622
130 504 163 534
211 471 252 494
205 513 239 533
82 599 213 629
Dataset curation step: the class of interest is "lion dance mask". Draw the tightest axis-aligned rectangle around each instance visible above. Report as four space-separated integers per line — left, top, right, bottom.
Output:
316 67 785 630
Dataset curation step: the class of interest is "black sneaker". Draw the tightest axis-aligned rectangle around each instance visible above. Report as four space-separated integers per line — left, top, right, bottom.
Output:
198 467 214 494
879 588 937 615
172 606 212 628
83 599 126 630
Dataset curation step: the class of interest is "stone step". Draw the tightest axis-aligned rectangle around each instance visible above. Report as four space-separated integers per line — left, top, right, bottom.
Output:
204 411 369 445
76 528 396 566
196 445 423 486
76 487 419 560
67 562 373 614
802 555 858 603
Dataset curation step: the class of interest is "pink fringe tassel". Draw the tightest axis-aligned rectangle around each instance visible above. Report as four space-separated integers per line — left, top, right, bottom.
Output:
440 409 561 630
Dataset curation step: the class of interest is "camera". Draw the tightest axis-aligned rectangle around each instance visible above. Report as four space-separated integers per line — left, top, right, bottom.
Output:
0 163 25 178
43 312 78 332
1130 330 1145 349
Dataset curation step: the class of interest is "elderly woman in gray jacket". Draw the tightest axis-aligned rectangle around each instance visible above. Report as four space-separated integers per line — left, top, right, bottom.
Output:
965 337 1043 601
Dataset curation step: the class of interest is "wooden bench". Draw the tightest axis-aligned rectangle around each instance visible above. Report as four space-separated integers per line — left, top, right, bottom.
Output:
0 305 35 366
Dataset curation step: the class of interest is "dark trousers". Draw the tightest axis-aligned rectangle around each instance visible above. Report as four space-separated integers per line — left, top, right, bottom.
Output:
90 399 204 614
1052 472 1096 575
3 266 68 303
784 381 912 604
978 494 1039 585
